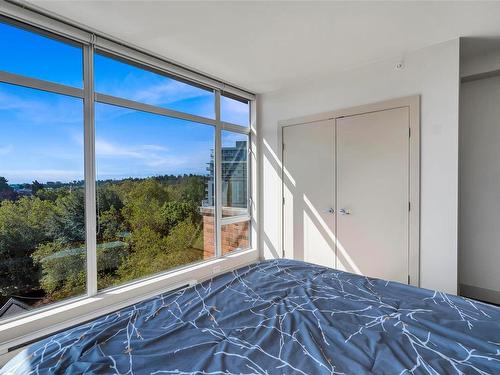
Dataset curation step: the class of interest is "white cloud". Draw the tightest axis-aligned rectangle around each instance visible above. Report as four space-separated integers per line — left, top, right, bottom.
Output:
133 79 207 106
94 137 212 180
140 144 168 152
96 139 143 158
0 90 41 112
0 87 82 126
96 139 168 158
96 138 179 168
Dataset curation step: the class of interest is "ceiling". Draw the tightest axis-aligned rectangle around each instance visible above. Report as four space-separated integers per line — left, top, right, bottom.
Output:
26 1 500 94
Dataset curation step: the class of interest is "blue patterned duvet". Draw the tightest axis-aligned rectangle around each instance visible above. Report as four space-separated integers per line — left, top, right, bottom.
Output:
2 259 500 374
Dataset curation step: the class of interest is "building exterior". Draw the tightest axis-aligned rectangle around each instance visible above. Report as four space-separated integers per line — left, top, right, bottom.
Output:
0 298 30 319
204 140 248 208
202 140 249 259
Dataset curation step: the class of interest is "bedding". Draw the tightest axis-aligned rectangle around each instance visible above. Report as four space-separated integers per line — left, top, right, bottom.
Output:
1 259 500 374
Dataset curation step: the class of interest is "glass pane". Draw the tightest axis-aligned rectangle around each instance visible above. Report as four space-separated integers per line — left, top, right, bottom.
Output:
0 21 83 88
219 131 249 217
0 83 85 319
95 53 215 119
221 95 249 127
221 220 250 255
95 103 215 290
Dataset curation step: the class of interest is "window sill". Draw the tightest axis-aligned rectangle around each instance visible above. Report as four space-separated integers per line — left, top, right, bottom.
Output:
0 248 259 358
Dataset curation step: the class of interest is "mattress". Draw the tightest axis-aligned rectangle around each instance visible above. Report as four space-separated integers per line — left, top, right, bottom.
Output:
1 259 499 374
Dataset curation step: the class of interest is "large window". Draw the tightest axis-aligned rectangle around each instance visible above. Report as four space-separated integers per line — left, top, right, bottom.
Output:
0 17 254 321
95 103 215 289
0 84 85 314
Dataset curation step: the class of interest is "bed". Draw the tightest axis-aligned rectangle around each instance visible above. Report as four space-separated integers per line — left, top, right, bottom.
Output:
1 259 499 374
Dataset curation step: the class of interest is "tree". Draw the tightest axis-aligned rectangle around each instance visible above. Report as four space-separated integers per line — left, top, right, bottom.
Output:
0 197 53 296
180 175 206 204
0 176 16 201
31 180 43 195
32 240 85 297
47 189 86 244
121 178 171 234
0 177 9 191
116 220 202 283
1 173 207 304
98 206 124 242
97 183 123 213
36 187 69 202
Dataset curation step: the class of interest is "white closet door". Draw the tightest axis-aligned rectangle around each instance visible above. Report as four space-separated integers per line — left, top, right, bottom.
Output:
282 120 335 267
336 107 409 283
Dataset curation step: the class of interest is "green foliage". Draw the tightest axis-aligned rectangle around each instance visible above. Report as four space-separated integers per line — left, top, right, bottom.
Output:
31 180 43 195
36 187 69 202
0 176 16 201
0 177 9 191
99 206 124 242
162 201 198 233
0 197 53 295
32 241 85 295
47 189 86 244
116 220 203 282
97 183 124 213
0 188 87 298
32 240 130 299
121 179 171 233
0 174 207 306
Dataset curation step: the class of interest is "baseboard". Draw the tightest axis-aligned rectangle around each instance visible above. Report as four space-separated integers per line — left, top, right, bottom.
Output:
459 283 500 305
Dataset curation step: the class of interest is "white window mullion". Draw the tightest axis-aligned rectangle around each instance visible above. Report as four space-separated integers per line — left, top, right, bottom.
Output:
215 91 222 258
249 99 257 251
0 70 84 98
95 93 217 127
83 41 97 296
221 121 251 135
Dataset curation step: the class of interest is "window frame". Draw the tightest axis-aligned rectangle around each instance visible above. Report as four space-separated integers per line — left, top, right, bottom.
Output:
0 6 257 336
94 50 217 119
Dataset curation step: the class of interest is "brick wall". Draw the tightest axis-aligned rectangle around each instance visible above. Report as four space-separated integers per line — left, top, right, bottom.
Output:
202 213 216 259
221 220 249 255
201 207 249 259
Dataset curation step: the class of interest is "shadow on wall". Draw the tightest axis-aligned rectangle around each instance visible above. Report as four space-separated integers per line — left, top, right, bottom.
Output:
261 132 362 275
461 37 500 61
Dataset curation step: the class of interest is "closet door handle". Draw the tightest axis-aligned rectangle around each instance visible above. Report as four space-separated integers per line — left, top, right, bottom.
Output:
323 208 335 214
339 208 350 215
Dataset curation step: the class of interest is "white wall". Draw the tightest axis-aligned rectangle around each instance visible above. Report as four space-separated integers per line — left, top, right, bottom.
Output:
259 39 460 294
459 75 500 302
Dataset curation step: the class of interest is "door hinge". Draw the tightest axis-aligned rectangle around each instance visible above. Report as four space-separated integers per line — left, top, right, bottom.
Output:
408 275 411 284
409 128 411 138
283 197 285 205
408 202 411 211
282 143 285 151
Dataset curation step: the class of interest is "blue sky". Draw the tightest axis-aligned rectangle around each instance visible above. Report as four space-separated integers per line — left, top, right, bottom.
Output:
0 21 249 184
